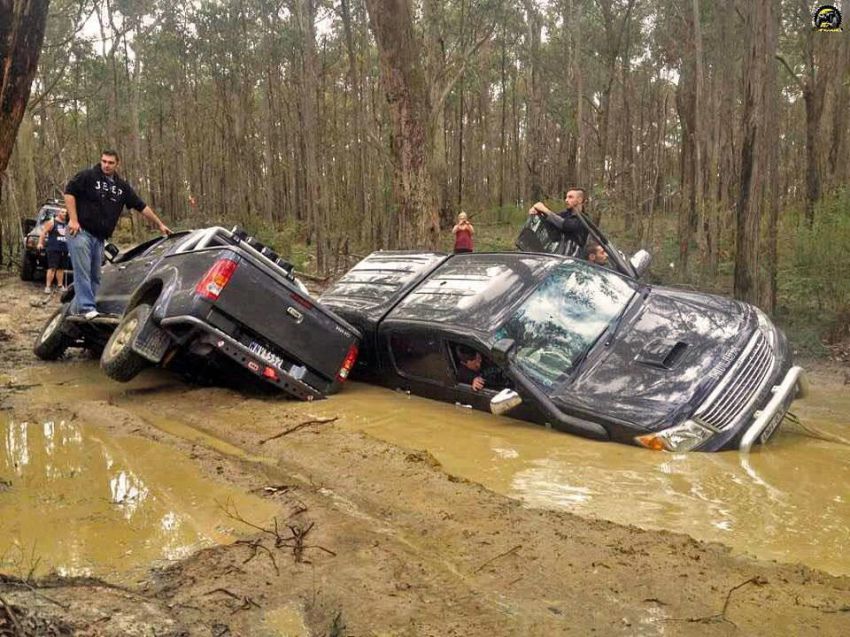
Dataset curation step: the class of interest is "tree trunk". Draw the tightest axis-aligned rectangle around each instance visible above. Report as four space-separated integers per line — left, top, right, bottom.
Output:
0 0 50 264
735 0 777 305
364 0 439 248
524 2 544 201
294 0 325 270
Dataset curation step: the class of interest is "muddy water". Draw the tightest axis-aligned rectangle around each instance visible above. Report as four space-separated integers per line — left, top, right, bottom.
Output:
7 360 849 579
294 382 850 576
0 415 279 583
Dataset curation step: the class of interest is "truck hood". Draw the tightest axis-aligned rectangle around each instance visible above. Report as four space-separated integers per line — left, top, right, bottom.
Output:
551 287 756 431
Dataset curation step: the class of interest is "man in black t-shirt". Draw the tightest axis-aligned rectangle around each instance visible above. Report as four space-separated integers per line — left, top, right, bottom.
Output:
527 187 589 257
64 150 171 318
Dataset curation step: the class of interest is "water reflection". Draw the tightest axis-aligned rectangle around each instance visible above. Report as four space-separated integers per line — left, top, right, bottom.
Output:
0 418 278 582
293 382 850 576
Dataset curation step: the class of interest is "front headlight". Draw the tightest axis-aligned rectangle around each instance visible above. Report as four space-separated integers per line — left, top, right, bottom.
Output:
754 307 777 350
635 419 714 452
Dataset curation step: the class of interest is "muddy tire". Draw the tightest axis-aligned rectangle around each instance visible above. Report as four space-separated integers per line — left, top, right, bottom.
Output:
100 304 151 382
33 305 71 360
20 255 35 281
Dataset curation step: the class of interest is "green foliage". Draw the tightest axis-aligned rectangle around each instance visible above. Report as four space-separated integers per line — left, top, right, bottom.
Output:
244 219 311 270
777 192 850 353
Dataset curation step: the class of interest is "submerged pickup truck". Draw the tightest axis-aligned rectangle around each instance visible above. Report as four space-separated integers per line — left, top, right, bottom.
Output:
319 251 806 452
33 226 360 399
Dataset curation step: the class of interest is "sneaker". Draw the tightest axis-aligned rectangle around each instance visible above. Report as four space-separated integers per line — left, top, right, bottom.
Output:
44 286 52 294
83 310 100 320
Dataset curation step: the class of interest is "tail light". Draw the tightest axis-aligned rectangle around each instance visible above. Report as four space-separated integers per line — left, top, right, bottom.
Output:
196 257 239 301
337 343 359 381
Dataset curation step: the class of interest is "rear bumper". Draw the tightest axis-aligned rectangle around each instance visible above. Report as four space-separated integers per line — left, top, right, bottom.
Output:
739 366 806 452
160 315 324 401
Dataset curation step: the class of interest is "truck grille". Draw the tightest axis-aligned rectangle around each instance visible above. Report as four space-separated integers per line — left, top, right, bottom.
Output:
694 332 774 431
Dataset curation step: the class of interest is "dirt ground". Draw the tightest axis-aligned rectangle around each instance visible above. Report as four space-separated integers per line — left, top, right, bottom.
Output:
1 272 849 636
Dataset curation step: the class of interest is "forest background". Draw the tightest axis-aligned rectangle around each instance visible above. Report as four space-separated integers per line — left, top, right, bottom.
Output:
1 0 849 356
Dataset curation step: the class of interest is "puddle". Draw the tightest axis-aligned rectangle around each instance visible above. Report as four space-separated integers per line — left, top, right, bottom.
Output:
261 604 310 637
0 417 279 583
292 382 850 576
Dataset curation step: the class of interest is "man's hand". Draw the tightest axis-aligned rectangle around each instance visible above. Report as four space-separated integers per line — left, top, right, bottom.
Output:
472 376 485 391
158 222 172 236
68 218 80 235
528 202 549 216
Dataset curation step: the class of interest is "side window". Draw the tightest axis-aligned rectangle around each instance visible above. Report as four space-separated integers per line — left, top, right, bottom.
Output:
449 341 512 392
389 333 451 384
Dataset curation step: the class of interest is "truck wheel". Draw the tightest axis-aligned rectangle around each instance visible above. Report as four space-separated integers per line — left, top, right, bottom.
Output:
33 306 71 360
100 303 152 382
20 255 35 281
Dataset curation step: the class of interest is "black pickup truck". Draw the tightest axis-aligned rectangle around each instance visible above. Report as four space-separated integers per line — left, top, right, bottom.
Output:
319 250 806 452
33 227 360 400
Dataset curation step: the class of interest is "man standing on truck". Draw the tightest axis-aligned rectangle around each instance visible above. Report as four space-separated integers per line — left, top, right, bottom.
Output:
64 150 171 319
527 187 589 257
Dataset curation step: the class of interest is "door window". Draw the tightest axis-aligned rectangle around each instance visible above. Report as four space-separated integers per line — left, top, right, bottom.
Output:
389 333 452 384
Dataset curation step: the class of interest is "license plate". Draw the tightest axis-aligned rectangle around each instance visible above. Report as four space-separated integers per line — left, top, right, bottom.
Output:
759 410 785 444
247 341 284 369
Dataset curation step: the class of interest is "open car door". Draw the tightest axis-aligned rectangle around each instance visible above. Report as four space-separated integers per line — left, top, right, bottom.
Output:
515 212 647 279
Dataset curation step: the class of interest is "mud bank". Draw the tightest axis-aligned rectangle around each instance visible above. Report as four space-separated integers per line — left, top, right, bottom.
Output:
1 273 849 636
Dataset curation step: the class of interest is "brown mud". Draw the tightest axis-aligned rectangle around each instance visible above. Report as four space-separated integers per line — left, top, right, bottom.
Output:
1 273 849 636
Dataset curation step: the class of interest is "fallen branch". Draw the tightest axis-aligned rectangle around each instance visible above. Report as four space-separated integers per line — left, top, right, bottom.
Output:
0 594 24 636
236 539 279 576
663 576 767 626
219 502 335 564
203 587 261 614
259 417 338 444
473 544 522 574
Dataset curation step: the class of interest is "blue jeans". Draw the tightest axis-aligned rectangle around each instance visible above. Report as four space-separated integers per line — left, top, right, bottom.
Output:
67 229 104 314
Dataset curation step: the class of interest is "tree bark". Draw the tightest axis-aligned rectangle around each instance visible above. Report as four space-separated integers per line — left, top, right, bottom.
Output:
735 0 777 306
364 0 439 248
0 0 50 264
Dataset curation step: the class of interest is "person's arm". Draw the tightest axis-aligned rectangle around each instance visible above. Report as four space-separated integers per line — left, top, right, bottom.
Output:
63 195 80 235
528 201 552 216
452 223 461 234
467 223 475 235
125 184 171 235
37 219 53 249
472 376 485 391
63 170 86 235
139 205 172 235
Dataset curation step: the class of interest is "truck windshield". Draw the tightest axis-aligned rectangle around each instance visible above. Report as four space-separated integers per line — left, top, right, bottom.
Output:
496 261 635 389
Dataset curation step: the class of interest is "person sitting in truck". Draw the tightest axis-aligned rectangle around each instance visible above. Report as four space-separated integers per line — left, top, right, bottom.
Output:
455 345 508 392
585 238 611 269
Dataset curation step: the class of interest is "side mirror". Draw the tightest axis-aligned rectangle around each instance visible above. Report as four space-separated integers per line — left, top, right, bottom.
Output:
491 338 515 366
490 388 523 416
103 243 120 263
630 249 652 277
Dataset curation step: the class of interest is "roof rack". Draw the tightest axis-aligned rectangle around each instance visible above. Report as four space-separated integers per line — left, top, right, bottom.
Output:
179 226 304 290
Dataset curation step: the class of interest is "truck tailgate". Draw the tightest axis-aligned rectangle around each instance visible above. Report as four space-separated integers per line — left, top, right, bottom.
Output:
213 260 358 383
